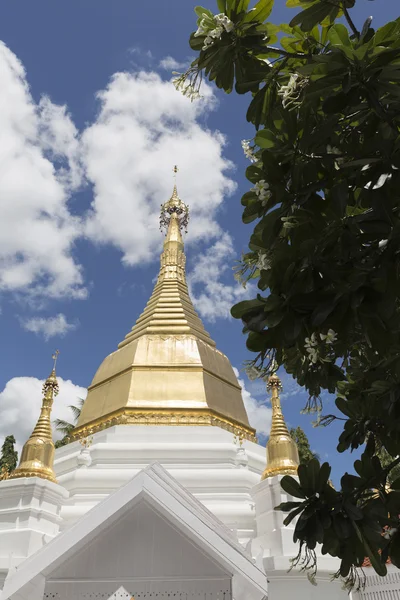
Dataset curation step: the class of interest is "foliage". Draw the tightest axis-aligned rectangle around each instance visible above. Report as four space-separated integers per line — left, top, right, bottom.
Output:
54 398 84 448
376 444 400 486
290 426 318 464
180 0 400 584
0 435 18 475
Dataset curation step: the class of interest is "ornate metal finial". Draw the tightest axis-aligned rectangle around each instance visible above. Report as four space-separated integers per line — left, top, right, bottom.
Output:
42 351 60 398
52 349 59 370
266 373 282 393
160 166 190 234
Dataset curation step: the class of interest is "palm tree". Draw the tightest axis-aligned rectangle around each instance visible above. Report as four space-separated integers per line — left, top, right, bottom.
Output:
54 398 85 448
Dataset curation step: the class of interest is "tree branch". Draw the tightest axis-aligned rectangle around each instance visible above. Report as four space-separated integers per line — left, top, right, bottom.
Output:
264 45 309 60
342 6 359 38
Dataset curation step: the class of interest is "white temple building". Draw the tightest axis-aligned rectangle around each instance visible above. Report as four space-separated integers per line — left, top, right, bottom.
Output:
0 181 397 600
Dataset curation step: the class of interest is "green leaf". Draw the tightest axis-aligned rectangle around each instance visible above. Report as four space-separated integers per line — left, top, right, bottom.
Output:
289 2 333 32
390 533 400 569
328 23 352 48
231 297 265 319
243 0 274 23
275 501 302 512
194 6 214 19
280 475 306 498
322 91 349 114
283 505 305 525
363 536 387 576
246 331 268 352
317 462 331 491
255 129 276 149
311 298 336 326
217 0 227 12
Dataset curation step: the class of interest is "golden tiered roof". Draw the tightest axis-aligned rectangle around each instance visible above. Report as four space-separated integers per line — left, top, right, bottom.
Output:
72 175 256 442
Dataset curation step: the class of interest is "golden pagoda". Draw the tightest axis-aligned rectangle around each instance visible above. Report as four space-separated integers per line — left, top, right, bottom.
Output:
10 352 59 483
72 170 256 442
261 373 299 479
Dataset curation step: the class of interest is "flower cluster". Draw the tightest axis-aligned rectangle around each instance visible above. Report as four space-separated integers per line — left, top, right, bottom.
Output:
251 179 271 206
172 77 201 101
194 12 234 51
278 73 308 110
304 329 338 364
241 139 257 162
256 251 271 271
245 365 261 380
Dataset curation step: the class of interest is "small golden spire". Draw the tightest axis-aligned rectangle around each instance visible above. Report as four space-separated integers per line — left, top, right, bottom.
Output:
261 373 299 480
10 352 60 483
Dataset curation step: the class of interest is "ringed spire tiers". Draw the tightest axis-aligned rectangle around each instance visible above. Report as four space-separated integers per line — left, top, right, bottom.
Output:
73 171 255 442
261 373 299 480
10 352 59 483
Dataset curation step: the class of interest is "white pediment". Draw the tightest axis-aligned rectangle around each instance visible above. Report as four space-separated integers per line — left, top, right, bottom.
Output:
1 463 268 600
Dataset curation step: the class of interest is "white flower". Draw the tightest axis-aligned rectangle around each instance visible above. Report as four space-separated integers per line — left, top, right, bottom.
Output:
383 527 398 540
260 193 271 207
214 13 234 32
245 365 261 380
304 333 318 349
241 139 257 163
209 25 223 39
202 36 214 50
197 12 234 50
256 251 271 271
251 179 270 198
194 17 208 37
278 73 308 109
172 79 201 102
307 347 319 363
320 329 337 344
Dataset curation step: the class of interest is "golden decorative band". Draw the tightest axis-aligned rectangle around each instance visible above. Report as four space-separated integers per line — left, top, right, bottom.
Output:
69 408 257 443
8 468 57 483
261 464 298 480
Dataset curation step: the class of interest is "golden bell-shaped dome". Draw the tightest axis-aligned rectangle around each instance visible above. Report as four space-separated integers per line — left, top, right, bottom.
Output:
261 373 299 480
72 176 255 442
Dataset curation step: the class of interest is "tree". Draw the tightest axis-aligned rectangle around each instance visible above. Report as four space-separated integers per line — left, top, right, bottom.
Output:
0 435 18 476
54 399 84 448
179 0 400 586
376 445 400 486
290 426 318 464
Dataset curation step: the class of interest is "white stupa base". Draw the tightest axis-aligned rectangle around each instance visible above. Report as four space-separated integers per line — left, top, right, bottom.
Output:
0 476 68 581
54 425 266 545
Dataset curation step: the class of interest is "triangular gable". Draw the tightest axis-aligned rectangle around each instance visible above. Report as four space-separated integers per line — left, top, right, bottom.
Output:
1 463 268 600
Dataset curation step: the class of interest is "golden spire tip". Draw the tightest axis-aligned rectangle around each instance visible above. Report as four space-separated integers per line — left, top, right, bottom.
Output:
52 349 59 372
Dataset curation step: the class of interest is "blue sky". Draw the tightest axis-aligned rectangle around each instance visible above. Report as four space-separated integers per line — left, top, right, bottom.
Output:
0 0 397 487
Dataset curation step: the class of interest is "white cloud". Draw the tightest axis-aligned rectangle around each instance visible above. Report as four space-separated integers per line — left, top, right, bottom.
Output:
0 41 85 303
0 376 87 453
82 70 236 265
21 313 77 340
0 42 240 325
188 232 253 321
234 367 271 436
159 56 188 71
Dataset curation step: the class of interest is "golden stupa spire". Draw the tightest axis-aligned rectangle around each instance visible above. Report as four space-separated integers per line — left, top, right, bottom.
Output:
118 166 214 348
261 373 299 480
10 351 60 483
73 168 255 443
